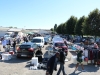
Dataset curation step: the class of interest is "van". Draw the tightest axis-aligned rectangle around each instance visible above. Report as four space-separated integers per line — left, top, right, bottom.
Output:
31 37 44 48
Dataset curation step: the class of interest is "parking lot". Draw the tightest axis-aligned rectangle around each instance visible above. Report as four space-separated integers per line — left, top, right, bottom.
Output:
0 44 100 75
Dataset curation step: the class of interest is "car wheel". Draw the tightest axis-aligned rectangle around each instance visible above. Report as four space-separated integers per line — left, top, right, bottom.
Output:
45 42 47 45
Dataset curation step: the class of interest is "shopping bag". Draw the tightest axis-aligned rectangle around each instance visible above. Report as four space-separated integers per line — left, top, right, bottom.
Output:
84 57 88 62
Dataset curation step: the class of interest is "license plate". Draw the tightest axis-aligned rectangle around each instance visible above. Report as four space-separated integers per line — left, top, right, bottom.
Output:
21 55 27 57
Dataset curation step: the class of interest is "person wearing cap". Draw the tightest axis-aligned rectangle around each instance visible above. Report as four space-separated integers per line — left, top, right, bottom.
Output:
57 48 67 75
46 52 60 75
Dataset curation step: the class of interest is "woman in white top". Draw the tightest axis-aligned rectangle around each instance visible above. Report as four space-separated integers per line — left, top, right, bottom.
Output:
1 38 7 52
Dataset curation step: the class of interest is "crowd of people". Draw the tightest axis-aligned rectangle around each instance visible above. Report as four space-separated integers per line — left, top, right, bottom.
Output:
0 36 21 54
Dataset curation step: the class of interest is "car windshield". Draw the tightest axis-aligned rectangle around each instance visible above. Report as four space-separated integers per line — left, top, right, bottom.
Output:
31 39 41 43
55 43 65 47
20 45 31 48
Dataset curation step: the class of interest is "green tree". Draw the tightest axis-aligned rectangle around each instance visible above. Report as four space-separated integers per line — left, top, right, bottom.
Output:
74 16 85 36
56 24 62 34
50 28 54 31
82 17 91 35
61 23 66 34
54 24 57 32
66 16 77 35
82 8 100 37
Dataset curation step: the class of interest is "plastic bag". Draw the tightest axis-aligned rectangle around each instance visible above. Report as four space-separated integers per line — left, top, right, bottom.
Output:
84 57 88 62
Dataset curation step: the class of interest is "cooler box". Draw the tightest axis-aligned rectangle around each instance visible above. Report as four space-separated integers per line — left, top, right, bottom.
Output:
31 57 38 66
1 53 12 60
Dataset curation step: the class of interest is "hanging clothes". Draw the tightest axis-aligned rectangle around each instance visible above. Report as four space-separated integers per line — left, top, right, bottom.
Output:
84 49 88 58
93 50 98 61
88 50 94 60
98 51 100 59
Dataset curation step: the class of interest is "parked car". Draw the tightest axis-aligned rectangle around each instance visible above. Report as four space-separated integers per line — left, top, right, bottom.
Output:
16 42 39 58
53 41 68 56
31 37 44 48
45 35 52 41
44 37 49 45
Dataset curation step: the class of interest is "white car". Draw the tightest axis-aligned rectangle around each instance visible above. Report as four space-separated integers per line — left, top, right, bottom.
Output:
31 37 44 48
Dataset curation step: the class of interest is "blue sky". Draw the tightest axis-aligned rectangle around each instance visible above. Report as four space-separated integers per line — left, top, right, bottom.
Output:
0 0 100 29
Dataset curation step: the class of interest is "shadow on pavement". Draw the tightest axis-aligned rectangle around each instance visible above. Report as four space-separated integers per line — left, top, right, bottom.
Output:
69 71 82 75
1 55 31 63
68 63 99 72
68 63 75 68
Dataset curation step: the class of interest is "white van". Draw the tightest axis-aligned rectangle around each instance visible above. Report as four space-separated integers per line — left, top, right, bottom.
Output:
31 37 44 47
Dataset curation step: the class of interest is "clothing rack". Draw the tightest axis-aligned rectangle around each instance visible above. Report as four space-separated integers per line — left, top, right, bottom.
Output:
84 47 100 65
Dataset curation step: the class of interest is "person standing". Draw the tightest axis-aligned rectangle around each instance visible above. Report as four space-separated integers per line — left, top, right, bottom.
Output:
46 53 60 75
74 50 85 72
6 38 11 52
57 48 67 75
12 39 16 54
35 46 43 63
1 37 7 52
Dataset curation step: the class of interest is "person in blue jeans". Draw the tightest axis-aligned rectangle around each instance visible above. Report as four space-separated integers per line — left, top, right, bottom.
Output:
57 48 67 75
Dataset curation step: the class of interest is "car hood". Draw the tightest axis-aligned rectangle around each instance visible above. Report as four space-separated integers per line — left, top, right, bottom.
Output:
55 46 67 49
32 43 41 45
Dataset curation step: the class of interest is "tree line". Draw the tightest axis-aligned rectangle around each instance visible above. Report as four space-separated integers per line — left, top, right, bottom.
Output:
51 8 100 37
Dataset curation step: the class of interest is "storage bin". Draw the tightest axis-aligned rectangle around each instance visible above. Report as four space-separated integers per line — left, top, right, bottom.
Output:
72 56 77 64
1 53 12 60
31 57 38 66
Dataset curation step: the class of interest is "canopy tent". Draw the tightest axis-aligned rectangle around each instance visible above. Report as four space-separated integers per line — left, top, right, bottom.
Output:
26 32 34 34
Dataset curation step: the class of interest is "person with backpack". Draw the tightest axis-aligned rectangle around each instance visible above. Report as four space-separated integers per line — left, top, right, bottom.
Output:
57 48 67 75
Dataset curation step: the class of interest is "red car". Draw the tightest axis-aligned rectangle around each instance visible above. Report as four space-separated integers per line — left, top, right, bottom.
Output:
53 42 68 56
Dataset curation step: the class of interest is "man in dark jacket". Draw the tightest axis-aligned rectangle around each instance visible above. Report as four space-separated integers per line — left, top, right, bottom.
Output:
46 53 60 75
12 39 16 54
35 46 43 63
57 48 67 75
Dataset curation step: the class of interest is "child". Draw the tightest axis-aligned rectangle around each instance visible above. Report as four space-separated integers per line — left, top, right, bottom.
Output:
74 50 85 72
